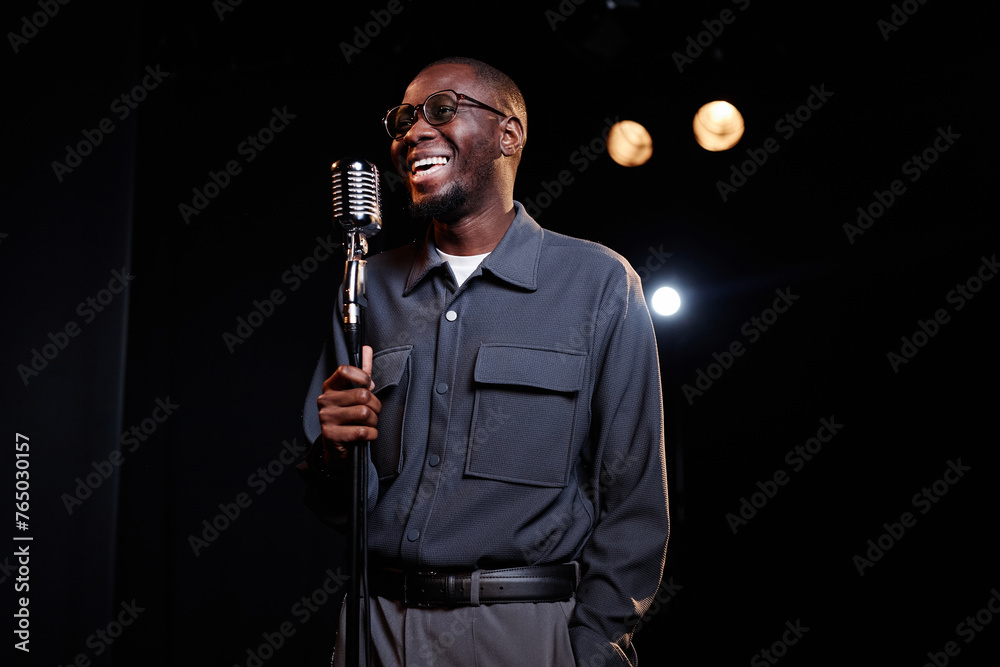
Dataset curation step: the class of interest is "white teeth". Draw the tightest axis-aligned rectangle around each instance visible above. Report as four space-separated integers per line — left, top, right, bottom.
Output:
412 156 449 172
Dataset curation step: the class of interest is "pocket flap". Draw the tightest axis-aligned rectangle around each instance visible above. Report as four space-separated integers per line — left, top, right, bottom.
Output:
474 344 585 392
371 345 413 393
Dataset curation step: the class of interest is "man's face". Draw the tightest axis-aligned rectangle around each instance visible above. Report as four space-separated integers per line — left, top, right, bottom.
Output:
389 64 505 222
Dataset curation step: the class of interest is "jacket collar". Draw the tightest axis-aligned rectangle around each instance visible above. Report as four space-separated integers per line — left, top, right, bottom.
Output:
403 201 542 295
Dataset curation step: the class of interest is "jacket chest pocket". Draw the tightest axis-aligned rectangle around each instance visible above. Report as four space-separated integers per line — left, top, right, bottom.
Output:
370 345 412 481
466 344 587 487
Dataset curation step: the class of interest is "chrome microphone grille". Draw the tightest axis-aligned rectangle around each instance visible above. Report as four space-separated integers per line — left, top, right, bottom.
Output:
331 158 382 237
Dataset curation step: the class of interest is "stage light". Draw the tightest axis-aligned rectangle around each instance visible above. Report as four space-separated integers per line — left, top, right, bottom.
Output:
651 286 681 316
607 120 653 167
693 101 744 151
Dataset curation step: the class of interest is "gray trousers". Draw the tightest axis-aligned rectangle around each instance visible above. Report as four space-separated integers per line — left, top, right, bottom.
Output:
333 595 577 667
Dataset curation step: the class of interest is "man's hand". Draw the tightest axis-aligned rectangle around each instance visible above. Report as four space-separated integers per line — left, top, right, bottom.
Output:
316 345 380 462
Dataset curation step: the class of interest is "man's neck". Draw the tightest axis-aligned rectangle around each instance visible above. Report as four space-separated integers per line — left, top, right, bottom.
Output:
432 202 516 256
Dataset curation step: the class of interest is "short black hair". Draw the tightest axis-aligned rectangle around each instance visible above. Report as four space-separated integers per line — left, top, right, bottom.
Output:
419 56 527 149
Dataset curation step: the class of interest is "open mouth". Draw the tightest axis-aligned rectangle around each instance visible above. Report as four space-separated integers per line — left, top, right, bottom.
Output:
410 156 450 179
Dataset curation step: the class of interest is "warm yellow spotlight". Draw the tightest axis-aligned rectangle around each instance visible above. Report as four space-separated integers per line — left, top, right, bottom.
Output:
607 120 653 167
693 101 745 151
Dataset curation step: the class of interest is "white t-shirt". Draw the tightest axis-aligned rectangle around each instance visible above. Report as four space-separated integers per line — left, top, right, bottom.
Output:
436 248 491 286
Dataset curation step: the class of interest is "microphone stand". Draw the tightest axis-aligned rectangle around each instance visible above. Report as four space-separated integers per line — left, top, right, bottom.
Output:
332 157 380 667
343 229 372 667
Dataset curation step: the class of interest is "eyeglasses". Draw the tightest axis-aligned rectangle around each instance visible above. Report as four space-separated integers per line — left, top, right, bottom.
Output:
383 89 509 140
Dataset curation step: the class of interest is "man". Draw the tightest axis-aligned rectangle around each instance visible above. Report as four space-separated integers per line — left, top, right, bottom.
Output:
299 56 669 666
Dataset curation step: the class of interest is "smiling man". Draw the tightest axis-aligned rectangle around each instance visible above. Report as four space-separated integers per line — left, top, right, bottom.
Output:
388 60 526 255
300 57 669 666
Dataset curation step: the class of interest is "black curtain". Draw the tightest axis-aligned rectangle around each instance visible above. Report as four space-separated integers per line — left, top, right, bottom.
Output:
3 0 142 662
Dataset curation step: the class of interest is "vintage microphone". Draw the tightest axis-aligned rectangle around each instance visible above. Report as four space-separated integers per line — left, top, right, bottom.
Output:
331 158 382 667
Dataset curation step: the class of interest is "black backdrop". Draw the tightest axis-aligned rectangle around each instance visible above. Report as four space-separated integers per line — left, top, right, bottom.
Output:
3 0 997 665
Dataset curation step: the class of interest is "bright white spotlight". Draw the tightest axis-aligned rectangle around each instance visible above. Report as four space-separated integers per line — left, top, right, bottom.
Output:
651 286 681 316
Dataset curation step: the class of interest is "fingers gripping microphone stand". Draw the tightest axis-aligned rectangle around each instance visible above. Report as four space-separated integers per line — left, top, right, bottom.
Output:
332 158 381 667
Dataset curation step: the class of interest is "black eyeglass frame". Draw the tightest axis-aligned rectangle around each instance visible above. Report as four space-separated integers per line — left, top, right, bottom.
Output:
383 89 510 140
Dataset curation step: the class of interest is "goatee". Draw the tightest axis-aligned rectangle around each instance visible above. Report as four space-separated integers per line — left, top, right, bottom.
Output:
407 183 469 222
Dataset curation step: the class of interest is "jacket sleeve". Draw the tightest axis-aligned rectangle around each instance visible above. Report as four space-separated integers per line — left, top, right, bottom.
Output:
569 263 670 666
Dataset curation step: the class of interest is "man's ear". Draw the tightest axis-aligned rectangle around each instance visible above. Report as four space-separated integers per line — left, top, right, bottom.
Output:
499 116 525 156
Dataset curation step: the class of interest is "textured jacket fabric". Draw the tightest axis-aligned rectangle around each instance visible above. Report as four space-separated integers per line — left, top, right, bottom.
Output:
300 202 669 664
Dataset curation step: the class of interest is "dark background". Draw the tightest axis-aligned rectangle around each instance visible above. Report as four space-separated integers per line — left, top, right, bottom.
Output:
3 0 997 665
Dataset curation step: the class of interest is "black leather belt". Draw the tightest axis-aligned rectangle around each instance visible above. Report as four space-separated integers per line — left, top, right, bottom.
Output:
369 563 578 607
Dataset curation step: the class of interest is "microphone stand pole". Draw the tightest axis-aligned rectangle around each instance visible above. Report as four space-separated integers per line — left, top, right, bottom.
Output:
343 229 372 667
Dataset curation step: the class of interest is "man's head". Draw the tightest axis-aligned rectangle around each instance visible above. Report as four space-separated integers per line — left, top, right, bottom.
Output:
386 57 526 223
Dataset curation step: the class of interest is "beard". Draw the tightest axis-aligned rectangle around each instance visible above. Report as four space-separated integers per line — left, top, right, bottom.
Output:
404 133 499 222
406 181 469 222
